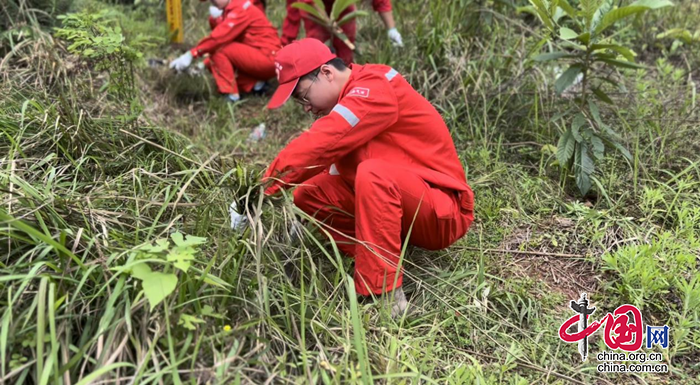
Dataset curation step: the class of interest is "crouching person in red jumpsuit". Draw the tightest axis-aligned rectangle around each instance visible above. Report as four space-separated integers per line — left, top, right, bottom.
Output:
169 0 281 102
262 39 474 317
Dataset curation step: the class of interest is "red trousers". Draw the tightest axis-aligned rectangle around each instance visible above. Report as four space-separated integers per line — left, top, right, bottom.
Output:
293 160 473 296
204 43 276 95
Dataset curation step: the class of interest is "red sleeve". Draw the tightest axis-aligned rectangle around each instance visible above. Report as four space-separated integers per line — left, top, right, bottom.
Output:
281 0 302 46
208 15 221 30
372 0 392 12
263 76 399 195
191 8 253 57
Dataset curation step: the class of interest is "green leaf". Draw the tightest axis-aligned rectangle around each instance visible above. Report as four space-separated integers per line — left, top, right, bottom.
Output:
560 27 579 40
533 51 571 61
140 238 169 253
608 139 632 160
574 144 594 194
590 135 605 160
593 88 614 104
591 44 636 61
337 10 368 27
331 0 357 21
291 3 328 23
130 262 152 280
141 272 177 311
167 246 196 273
590 0 614 35
587 100 603 126
572 114 587 141
555 65 583 94
178 314 205 330
170 232 206 247
630 0 674 9
595 6 648 35
529 0 555 30
557 0 577 18
557 130 576 165
597 57 646 69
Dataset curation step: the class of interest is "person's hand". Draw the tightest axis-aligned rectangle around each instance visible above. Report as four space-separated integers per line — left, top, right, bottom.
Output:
229 201 248 230
209 5 223 18
169 51 193 71
387 28 403 47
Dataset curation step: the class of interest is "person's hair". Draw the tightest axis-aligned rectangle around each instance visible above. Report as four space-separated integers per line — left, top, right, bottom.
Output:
300 57 347 81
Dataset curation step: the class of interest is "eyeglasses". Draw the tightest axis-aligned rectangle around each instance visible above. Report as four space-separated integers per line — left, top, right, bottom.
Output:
293 75 317 106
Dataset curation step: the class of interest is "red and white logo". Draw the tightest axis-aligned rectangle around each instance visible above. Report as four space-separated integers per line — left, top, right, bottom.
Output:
274 62 283 79
347 87 370 98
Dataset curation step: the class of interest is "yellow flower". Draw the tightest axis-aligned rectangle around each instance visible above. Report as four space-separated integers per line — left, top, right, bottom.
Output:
223 325 231 332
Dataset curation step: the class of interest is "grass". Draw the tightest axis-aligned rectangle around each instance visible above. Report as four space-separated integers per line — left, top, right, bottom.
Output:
1 0 699 383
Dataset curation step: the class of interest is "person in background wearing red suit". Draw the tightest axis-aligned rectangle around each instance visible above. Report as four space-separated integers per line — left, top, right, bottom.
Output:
281 0 403 64
169 0 281 102
258 39 474 317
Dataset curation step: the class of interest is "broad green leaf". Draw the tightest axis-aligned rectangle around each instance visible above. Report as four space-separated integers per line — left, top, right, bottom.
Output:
557 130 576 164
581 0 604 27
590 135 605 160
593 88 614 104
630 0 674 9
170 232 206 247
591 44 636 61
587 100 603 126
131 262 152 280
597 57 646 69
557 0 577 18
560 27 579 40
608 139 632 160
139 238 169 253
574 144 594 194
291 3 328 23
529 0 555 30
167 246 196 273
656 28 697 44
331 0 357 20
595 6 648 35
337 10 368 27
141 272 177 311
572 114 587 142
590 0 614 35
533 51 571 61
555 65 583 94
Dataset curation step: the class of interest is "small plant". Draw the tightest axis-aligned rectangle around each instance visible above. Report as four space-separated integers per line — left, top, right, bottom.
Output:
54 9 153 100
528 0 673 195
291 0 367 52
123 231 212 310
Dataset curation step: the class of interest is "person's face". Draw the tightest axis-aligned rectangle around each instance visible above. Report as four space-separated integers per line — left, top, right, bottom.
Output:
292 65 341 117
210 0 229 10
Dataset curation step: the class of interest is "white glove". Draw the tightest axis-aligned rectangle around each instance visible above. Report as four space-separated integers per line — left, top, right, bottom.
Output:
229 201 248 230
209 5 223 18
169 51 193 72
387 28 403 47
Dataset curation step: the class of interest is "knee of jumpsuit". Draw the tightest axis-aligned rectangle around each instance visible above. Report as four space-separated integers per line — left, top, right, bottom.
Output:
292 178 357 256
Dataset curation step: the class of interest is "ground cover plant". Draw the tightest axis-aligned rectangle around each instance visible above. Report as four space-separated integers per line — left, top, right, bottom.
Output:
1 0 699 383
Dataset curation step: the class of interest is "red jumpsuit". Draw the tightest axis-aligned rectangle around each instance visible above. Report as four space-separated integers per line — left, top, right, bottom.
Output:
192 0 281 95
281 0 392 64
263 64 474 296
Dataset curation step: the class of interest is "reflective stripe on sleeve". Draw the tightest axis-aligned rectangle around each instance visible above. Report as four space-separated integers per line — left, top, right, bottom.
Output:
385 68 398 81
332 104 359 127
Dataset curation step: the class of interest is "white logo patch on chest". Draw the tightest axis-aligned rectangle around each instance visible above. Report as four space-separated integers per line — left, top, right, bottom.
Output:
347 87 370 98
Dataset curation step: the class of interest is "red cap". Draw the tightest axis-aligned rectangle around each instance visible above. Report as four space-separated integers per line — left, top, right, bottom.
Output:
267 38 336 109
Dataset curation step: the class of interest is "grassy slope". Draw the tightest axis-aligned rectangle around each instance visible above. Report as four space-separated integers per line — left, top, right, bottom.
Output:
1 0 699 383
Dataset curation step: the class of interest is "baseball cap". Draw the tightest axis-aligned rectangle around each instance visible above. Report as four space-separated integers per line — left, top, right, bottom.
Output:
267 38 336 109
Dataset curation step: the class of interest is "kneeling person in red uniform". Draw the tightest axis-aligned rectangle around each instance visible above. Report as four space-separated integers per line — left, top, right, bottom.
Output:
169 0 281 102
262 39 474 316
